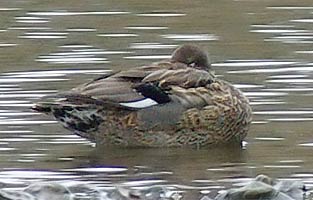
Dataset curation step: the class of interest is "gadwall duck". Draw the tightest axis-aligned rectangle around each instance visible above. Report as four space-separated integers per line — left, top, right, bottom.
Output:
33 44 252 148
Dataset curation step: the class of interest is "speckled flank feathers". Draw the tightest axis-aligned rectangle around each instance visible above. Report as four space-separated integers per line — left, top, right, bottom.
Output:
33 44 252 148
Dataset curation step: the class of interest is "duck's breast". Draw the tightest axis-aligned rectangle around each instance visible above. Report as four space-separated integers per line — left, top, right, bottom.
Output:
176 79 252 143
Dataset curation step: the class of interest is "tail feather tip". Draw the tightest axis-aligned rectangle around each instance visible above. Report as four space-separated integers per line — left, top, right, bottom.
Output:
31 104 52 113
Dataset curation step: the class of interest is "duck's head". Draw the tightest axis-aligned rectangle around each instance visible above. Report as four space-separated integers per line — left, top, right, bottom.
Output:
171 44 211 71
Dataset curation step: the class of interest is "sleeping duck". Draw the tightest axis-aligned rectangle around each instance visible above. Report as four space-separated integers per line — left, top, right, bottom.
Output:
33 44 252 148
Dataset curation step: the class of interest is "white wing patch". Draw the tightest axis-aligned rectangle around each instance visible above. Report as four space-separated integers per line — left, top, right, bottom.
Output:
119 98 158 109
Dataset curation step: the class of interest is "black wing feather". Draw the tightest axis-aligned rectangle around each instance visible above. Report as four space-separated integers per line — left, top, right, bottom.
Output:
134 83 171 104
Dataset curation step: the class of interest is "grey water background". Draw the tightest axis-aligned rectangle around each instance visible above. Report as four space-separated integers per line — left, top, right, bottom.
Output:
0 0 313 198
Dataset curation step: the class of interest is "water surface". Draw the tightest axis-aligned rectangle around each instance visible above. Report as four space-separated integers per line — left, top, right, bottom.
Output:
0 0 313 198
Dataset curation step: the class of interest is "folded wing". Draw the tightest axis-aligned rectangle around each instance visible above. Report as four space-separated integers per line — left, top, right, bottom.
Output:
46 62 215 110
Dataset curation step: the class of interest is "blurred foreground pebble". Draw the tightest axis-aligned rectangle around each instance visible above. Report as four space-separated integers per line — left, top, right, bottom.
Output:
0 175 312 200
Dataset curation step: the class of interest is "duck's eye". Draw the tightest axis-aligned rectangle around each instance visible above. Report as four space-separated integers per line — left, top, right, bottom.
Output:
189 62 203 70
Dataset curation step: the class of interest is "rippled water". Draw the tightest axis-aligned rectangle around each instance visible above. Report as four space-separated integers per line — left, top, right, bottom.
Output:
0 0 313 199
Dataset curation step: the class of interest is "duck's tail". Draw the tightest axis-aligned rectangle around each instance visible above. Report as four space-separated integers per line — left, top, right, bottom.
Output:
32 102 103 141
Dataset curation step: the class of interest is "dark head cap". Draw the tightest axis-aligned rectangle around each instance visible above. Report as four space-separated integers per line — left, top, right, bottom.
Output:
171 44 210 71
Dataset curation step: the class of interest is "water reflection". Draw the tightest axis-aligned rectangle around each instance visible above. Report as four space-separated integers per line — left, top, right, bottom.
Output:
15 16 50 24
0 0 313 198
124 55 171 60
98 33 138 37
162 34 218 41
267 6 313 10
9 27 51 30
0 145 246 190
36 45 132 64
292 19 313 23
0 43 18 47
129 43 177 49
126 26 169 30
20 32 68 39
252 6 313 46
66 28 96 32
27 11 130 16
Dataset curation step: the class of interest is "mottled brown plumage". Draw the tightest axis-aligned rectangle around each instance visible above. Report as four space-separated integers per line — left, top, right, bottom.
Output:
33 44 252 148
